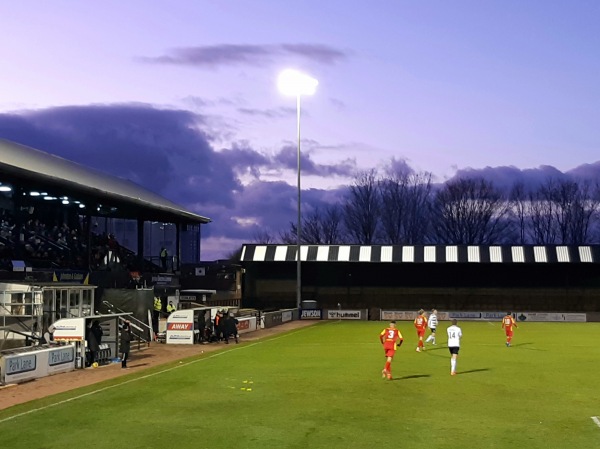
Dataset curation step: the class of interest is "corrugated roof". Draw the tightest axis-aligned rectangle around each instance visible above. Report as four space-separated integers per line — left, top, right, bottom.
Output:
0 139 210 224
240 244 600 264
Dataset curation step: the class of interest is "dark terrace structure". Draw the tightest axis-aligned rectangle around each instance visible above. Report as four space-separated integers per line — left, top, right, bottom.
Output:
240 244 600 313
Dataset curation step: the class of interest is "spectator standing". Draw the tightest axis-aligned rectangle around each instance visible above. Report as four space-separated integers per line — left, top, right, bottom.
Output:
197 311 207 343
85 322 99 367
224 313 239 344
152 296 162 339
120 321 133 369
90 320 103 363
160 247 168 271
166 301 176 315
214 310 224 342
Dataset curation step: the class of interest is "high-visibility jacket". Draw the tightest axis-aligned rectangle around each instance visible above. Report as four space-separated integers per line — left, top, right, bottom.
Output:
153 297 162 312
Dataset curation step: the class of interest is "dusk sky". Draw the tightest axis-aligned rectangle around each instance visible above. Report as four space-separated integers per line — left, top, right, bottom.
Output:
1 1 599 260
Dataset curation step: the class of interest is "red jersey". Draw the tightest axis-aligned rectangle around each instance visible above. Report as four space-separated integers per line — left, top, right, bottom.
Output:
380 327 403 350
414 315 428 331
502 315 517 331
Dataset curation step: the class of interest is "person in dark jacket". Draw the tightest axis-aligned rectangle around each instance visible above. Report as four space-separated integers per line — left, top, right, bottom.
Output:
90 320 103 364
120 321 133 369
224 313 239 344
214 311 224 342
85 323 99 367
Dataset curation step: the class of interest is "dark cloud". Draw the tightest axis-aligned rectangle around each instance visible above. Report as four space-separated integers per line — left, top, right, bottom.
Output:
0 104 244 208
141 43 348 68
566 162 600 185
280 44 348 64
237 107 296 119
273 145 356 177
448 163 600 192
0 104 354 258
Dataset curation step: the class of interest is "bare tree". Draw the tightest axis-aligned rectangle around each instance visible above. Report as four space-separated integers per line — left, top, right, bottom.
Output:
430 177 513 244
528 181 557 244
343 170 380 244
279 204 345 244
546 179 599 244
379 170 433 244
252 229 277 244
509 182 528 244
320 204 346 244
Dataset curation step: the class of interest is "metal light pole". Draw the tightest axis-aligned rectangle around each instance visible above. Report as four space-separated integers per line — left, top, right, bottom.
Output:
278 69 318 309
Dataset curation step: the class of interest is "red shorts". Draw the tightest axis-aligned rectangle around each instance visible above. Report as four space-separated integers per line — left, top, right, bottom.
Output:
384 348 396 357
416 329 426 337
505 330 514 337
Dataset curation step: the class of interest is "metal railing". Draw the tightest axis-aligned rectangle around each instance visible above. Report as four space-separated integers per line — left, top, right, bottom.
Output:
103 300 152 348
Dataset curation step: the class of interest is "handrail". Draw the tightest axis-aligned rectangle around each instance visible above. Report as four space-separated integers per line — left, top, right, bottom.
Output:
118 316 150 349
104 300 152 347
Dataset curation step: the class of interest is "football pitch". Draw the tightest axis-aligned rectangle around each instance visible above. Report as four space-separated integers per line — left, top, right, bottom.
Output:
1 320 600 449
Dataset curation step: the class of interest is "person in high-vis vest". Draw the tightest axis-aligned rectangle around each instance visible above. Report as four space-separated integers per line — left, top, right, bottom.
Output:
152 296 162 339
166 301 176 315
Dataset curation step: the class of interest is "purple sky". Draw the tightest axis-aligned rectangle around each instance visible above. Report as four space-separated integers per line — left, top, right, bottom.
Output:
1 1 600 259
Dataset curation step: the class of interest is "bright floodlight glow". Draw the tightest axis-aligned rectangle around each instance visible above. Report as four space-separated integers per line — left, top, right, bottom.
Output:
278 69 318 97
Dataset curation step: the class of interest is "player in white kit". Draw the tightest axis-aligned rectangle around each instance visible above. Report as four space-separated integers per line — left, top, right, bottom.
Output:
447 319 462 376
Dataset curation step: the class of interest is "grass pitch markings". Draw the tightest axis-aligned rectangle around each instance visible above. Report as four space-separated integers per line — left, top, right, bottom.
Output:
0 324 317 425
591 416 600 428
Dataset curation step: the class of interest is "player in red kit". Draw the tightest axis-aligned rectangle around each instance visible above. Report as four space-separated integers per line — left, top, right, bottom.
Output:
502 312 518 347
379 321 403 380
414 309 428 352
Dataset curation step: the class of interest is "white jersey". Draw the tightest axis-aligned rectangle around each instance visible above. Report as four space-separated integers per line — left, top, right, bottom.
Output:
447 325 462 347
428 314 438 329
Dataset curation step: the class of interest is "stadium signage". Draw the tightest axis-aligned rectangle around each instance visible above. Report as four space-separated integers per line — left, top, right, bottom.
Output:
237 317 257 334
48 346 75 367
0 346 77 384
327 310 362 320
517 312 587 322
167 323 193 330
166 309 195 344
381 311 418 321
51 318 86 341
300 309 322 320
282 311 293 322
6 354 36 375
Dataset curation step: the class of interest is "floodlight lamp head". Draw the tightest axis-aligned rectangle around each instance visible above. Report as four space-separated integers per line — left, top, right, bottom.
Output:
278 69 318 97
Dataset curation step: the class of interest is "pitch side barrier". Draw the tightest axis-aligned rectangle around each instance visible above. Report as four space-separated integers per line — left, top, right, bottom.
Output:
299 309 369 321
260 309 299 329
0 344 75 385
380 310 587 322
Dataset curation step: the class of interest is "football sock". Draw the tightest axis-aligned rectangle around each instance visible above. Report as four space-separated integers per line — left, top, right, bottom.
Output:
451 359 456 372
385 361 391 372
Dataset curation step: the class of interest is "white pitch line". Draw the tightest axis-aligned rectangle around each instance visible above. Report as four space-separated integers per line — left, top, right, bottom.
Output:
0 326 313 425
591 416 600 428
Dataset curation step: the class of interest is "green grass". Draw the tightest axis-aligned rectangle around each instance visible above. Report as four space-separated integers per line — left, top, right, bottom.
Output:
2 320 600 449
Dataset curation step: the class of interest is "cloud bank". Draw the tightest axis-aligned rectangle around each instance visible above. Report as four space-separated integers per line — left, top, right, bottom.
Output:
1 104 599 259
141 43 348 68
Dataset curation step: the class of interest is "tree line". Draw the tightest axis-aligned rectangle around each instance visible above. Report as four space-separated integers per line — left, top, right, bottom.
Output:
256 169 600 246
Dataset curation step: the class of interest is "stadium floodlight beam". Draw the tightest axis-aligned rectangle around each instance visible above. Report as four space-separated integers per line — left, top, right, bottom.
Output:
277 69 318 310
